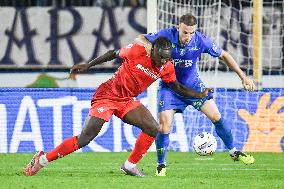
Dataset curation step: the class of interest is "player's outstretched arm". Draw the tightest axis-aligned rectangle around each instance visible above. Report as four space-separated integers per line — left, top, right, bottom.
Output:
70 50 119 74
167 81 212 98
219 50 256 91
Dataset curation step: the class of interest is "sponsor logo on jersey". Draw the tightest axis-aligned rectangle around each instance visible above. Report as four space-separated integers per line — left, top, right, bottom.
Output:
212 43 218 52
188 46 199 51
173 59 193 68
149 32 157 36
136 64 159 79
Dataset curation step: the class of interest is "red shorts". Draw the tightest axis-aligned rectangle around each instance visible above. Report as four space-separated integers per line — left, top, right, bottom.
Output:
89 84 142 121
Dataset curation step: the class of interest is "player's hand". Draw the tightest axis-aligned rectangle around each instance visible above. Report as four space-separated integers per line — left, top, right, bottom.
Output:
197 88 213 98
70 63 90 74
134 35 152 54
242 77 256 91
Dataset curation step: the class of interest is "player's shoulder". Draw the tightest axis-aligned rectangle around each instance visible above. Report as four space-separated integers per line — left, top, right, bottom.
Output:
156 27 176 34
126 43 147 53
194 31 213 45
195 31 208 39
165 27 178 40
195 31 215 42
165 26 178 33
156 27 177 40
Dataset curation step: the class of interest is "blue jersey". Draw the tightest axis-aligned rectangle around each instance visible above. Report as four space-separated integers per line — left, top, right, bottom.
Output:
145 27 222 88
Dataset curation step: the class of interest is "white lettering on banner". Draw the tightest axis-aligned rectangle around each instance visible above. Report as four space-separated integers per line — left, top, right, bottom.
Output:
170 114 189 152
0 104 7 153
10 96 43 153
113 116 122 152
123 123 137 150
37 96 77 148
1 95 190 153
87 121 110 152
0 7 147 68
72 99 90 153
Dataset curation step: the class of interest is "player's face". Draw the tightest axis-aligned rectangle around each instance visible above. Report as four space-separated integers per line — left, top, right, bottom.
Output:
152 47 172 67
178 23 197 45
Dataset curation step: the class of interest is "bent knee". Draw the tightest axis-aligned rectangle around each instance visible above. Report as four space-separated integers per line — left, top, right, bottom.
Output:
159 123 171 133
159 120 172 134
211 112 222 123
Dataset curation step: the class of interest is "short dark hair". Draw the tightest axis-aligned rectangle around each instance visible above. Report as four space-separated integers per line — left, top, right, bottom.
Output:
152 37 171 51
179 13 197 26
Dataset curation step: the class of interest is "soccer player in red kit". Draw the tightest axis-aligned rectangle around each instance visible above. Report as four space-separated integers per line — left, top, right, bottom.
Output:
23 37 211 177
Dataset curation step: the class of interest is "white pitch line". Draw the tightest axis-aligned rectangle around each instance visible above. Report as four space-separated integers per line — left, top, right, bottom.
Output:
174 167 283 171
195 157 215 160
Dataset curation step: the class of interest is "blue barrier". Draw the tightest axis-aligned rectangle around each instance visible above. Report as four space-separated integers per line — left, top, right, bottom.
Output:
0 88 283 153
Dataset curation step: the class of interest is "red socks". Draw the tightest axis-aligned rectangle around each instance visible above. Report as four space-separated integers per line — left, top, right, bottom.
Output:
46 136 79 162
45 132 155 164
128 132 155 164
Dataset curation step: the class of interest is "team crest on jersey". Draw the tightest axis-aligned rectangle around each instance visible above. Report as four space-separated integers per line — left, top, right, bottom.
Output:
159 100 164 107
171 43 176 48
97 107 104 113
179 48 186 56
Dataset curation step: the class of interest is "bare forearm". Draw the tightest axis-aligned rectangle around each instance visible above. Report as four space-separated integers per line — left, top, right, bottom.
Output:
88 50 118 68
174 85 200 97
167 81 204 98
220 50 246 80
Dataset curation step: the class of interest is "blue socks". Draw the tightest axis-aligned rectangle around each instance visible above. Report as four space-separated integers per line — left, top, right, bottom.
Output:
214 118 233 150
155 132 170 165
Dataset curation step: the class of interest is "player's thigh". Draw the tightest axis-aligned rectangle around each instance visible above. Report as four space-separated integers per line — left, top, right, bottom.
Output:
159 109 176 133
200 99 221 122
123 105 159 137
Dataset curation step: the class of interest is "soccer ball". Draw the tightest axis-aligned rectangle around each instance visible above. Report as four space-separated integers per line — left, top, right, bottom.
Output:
193 132 217 156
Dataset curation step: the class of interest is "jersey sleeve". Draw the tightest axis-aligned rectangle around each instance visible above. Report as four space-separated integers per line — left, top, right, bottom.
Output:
201 33 222 57
119 43 146 60
160 62 176 83
145 28 171 43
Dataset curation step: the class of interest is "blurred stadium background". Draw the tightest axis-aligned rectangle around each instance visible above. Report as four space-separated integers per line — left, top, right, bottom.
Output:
0 0 284 155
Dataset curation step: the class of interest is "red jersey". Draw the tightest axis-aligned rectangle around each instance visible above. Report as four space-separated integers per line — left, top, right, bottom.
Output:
101 43 176 97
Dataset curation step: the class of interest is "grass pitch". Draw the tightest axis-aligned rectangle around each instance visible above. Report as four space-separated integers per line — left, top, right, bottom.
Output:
0 152 283 189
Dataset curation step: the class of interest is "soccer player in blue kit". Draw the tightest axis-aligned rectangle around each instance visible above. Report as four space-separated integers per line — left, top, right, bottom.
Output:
137 13 256 176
